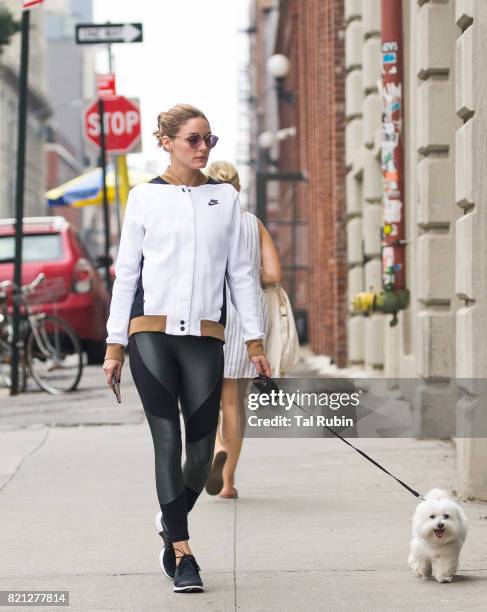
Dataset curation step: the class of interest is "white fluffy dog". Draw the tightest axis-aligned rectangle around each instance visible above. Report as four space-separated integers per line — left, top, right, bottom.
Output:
408 488 468 583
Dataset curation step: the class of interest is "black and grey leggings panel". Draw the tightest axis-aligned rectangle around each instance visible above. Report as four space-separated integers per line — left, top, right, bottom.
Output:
128 331 224 542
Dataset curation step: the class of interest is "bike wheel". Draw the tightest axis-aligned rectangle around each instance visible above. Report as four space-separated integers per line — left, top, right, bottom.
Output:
26 315 83 394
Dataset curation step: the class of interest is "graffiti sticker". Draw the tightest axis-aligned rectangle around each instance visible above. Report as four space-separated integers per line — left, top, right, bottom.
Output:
384 199 403 224
383 52 397 64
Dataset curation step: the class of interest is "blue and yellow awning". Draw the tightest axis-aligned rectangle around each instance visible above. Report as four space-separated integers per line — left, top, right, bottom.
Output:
46 165 153 208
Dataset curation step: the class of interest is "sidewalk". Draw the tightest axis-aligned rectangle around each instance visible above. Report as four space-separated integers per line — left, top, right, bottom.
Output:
1 421 486 611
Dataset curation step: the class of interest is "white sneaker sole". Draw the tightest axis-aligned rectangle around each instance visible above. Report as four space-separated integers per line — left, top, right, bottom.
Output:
155 511 163 536
156 512 174 580
173 584 204 593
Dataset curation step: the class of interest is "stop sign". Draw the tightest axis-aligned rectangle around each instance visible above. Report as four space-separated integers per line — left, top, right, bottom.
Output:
83 95 141 154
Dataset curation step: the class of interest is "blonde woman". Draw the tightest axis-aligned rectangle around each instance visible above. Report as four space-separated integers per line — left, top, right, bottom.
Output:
204 161 281 499
102 106 270 593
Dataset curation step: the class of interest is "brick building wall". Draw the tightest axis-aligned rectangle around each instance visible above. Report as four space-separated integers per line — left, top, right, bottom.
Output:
275 0 348 366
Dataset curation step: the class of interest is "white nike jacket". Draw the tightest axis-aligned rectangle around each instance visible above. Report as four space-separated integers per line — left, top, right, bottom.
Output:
104 175 266 362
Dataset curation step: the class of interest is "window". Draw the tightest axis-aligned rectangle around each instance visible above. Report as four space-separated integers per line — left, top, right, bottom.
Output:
0 233 63 262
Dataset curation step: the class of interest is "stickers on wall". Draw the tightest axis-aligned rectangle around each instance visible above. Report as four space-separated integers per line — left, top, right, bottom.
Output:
384 199 403 224
383 223 398 237
380 41 403 288
382 41 399 76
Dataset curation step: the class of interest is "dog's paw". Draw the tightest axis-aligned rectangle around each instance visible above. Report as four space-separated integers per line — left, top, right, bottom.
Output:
411 565 431 580
435 575 454 583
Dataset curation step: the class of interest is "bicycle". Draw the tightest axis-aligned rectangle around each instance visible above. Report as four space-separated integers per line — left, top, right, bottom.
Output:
0 273 83 394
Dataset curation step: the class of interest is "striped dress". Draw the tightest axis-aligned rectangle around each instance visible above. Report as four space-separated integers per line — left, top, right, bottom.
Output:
224 210 269 378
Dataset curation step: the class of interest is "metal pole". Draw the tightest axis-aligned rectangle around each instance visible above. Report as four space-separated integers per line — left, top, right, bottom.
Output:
290 182 297 308
10 9 30 396
117 155 130 211
114 156 122 238
381 0 405 291
98 97 111 291
107 43 113 72
256 172 267 226
106 40 121 238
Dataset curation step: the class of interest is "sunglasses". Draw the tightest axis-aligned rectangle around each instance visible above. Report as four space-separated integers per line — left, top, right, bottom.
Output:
176 133 219 149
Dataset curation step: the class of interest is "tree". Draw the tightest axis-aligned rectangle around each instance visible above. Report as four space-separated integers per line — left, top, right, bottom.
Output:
0 7 20 55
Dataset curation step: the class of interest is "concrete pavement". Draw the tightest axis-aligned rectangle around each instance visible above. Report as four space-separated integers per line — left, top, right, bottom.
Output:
0 360 486 610
1 430 487 610
0 359 142 428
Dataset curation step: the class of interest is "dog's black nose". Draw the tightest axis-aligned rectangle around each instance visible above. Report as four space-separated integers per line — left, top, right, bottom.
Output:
437 522 444 529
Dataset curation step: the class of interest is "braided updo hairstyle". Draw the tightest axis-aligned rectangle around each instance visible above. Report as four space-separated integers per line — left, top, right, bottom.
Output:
153 103 208 151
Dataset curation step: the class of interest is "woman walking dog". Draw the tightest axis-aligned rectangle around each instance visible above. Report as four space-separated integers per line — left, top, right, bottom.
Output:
102 104 270 593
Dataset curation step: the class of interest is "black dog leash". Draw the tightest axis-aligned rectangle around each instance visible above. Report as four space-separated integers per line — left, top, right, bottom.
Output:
252 374 424 501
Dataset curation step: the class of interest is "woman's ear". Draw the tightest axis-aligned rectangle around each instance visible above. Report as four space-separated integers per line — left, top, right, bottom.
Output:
161 135 171 152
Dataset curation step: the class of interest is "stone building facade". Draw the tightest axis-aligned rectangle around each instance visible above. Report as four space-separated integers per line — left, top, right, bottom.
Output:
344 0 486 499
248 0 486 498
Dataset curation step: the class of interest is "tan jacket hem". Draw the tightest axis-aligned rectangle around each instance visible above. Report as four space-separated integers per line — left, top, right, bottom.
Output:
104 316 226 361
105 317 265 361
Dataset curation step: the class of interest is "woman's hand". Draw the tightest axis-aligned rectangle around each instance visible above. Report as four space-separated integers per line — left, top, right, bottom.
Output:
103 358 123 388
251 353 271 377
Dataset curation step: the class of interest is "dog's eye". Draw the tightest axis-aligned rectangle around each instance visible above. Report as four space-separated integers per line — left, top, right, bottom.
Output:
429 514 435 519
443 514 449 519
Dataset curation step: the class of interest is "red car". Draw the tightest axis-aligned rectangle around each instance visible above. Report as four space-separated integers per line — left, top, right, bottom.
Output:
0 216 111 364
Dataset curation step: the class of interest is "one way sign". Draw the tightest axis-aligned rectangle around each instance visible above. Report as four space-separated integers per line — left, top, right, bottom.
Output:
75 23 143 45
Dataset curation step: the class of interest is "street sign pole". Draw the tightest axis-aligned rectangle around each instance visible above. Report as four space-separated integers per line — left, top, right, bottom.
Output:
97 97 112 292
105 39 122 240
77 21 143 258
10 8 31 396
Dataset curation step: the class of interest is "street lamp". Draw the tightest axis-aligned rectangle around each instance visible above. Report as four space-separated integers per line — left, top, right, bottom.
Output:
276 126 297 141
258 127 297 166
258 130 279 167
258 130 276 149
267 53 290 78
266 54 295 103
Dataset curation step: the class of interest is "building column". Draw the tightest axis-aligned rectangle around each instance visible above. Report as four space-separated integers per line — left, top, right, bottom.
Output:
412 0 459 436
455 0 487 500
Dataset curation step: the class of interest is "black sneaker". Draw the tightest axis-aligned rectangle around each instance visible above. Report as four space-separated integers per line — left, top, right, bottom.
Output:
173 554 204 593
155 511 176 579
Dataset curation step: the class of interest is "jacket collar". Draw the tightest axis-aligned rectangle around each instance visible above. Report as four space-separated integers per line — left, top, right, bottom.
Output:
151 166 210 187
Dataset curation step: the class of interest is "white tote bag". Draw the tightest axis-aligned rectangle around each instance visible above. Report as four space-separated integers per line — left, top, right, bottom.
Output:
263 283 301 377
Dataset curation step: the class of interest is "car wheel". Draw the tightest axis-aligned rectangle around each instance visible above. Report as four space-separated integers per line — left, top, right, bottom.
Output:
84 339 106 365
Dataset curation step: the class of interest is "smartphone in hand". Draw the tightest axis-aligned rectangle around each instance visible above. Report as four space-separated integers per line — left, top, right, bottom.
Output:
112 372 121 403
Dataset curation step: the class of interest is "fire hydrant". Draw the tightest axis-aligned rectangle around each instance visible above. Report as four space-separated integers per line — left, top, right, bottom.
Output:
352 288 409 327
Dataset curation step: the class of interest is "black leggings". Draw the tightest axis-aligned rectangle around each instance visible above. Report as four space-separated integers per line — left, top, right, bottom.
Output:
128 332 224 542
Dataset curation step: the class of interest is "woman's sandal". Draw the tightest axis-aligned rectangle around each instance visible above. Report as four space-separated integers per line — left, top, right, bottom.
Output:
219 487 238 499
205 450 228 495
